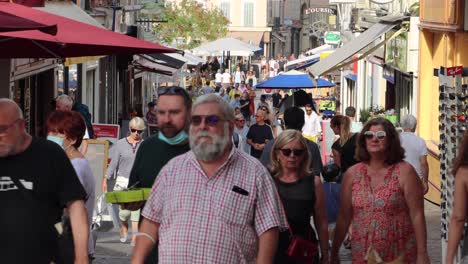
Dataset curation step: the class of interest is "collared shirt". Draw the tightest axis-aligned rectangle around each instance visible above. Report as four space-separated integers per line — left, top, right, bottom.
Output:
302 111 322 137
142 148 288 264
234 126 250 154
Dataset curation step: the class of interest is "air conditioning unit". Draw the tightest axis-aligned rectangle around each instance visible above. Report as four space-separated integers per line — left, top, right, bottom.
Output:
274 17 281 27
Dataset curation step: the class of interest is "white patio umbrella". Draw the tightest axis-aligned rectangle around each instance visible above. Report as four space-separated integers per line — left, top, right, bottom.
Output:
192 37 261 57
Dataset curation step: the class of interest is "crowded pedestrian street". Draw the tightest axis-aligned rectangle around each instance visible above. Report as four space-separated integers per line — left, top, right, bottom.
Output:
0 0 467 264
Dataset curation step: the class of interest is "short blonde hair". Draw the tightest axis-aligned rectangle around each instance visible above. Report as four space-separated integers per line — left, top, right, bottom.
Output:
268 130 312 179
129 117 146 130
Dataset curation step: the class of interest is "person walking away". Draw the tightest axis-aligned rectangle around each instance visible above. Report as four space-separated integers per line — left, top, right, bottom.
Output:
145 102 157 126
56 94 91 155
47 110 96 260
260 106 323 179
234 113 250 154
103 117 145 246
331 117 430 263
399 114 429 194
126 86 192 264
269 130 329 264
272 90 282 112
0 99 89 264
221 69 231 89
345 106 362 133
239 92 251 124
322 162 341 248
247 109 274 159
446 130 468 264
302 104 322 143
131 94 288 263
214 69 223 88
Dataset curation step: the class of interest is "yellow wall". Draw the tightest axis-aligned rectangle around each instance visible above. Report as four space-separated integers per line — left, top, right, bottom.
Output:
418 29 468 204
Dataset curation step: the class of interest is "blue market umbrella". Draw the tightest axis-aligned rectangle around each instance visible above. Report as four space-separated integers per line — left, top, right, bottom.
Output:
255 70 335 89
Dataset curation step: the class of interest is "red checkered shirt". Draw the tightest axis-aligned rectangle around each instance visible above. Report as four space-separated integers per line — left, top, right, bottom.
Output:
142 147 288 263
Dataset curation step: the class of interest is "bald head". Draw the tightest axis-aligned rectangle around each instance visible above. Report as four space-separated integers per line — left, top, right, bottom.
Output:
0 98 23 121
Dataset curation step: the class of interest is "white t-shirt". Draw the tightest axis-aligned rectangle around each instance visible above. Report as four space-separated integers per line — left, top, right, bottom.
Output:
234 71 243 84
302 111 322 137
215 73 223 83
399 132 428 178
222 72 231 84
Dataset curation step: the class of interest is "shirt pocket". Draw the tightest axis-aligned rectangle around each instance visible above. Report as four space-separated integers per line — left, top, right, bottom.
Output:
217 190 254 226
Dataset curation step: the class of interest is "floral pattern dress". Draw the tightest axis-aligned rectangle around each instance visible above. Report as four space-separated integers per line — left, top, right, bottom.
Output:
350 162 417 263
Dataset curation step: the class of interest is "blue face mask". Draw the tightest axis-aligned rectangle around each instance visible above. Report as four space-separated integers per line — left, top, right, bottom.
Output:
158 130 188 145
47 135 64 149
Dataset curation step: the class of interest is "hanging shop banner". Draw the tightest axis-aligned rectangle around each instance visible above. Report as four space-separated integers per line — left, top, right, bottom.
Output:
446 66 463 76
92 123 120 145
385 30 408 72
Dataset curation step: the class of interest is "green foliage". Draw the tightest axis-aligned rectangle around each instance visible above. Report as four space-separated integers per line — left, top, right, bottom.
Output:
359 108 371 123
148 0 229 49
409 2 420 16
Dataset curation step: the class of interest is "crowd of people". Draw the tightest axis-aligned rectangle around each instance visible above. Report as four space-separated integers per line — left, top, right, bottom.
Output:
1 79 467 263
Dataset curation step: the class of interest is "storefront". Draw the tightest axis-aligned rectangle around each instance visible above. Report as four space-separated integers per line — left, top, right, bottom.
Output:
418 0 468 259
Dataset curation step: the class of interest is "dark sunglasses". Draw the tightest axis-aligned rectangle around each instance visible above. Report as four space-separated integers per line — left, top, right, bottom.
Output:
279 148 306 157
364 130 386 140
192 115 225 127
131 129 144 134
0 119 21 134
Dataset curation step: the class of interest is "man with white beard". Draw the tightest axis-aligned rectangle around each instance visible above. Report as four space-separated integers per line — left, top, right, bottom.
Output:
132 94 288 264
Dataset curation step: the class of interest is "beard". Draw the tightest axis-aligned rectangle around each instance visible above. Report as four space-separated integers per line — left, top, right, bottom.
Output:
0 142 15 158
159 123 181 138
190 123 231 162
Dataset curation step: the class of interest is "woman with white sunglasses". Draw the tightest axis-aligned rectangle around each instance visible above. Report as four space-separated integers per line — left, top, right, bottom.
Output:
331 117 429 264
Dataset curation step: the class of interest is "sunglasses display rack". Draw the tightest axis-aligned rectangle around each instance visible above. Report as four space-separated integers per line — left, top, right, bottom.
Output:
437 66 467 260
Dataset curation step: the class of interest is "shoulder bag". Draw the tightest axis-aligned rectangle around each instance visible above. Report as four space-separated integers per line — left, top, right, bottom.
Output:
364 165 405 264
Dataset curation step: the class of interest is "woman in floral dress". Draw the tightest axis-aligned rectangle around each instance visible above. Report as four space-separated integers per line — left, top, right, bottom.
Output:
331 117 430 263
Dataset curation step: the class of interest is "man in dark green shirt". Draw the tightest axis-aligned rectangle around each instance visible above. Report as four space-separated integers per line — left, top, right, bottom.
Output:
127 86 191 264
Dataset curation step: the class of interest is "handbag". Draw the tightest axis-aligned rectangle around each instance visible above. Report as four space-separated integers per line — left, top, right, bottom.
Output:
286 231 319 262
364 165 405 264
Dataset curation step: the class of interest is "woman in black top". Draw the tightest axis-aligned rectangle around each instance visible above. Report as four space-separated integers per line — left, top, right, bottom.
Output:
330 115 358 176
269 130 329 264
330 115 357 249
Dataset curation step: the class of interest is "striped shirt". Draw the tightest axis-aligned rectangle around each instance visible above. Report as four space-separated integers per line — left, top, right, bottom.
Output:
142 147 288 263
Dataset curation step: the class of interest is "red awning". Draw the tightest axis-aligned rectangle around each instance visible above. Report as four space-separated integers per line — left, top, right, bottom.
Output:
0 2 176 58
0 9 57 35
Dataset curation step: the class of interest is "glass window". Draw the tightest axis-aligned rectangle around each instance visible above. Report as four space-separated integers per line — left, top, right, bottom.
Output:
244 1 254 27
220 1 230 20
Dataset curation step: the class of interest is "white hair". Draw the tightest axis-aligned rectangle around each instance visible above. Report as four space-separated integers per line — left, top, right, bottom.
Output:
400 114 417 131
0 98 23 119
192 94 235 121
56 94 74 108
129 117 146 130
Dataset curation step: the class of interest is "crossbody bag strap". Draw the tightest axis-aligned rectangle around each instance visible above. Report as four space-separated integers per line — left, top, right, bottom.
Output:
274 180 294 237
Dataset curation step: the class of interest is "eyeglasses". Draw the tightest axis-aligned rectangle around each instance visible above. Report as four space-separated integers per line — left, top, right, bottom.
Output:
191 115 226 127
0 119 21 135
158 86 190 101
279 148 306 157
364 130 387 140
236 119 245 123
131 128 144 134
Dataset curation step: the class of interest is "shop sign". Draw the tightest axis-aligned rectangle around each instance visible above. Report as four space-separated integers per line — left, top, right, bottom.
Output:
446 66 463 76
385 30 408 72
324 31 341 44
305 7 336 15
92 123 120 145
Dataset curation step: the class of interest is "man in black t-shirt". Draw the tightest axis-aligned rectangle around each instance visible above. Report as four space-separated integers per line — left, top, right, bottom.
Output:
0 99 89 264
247 109 273 158
272 90 282 110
